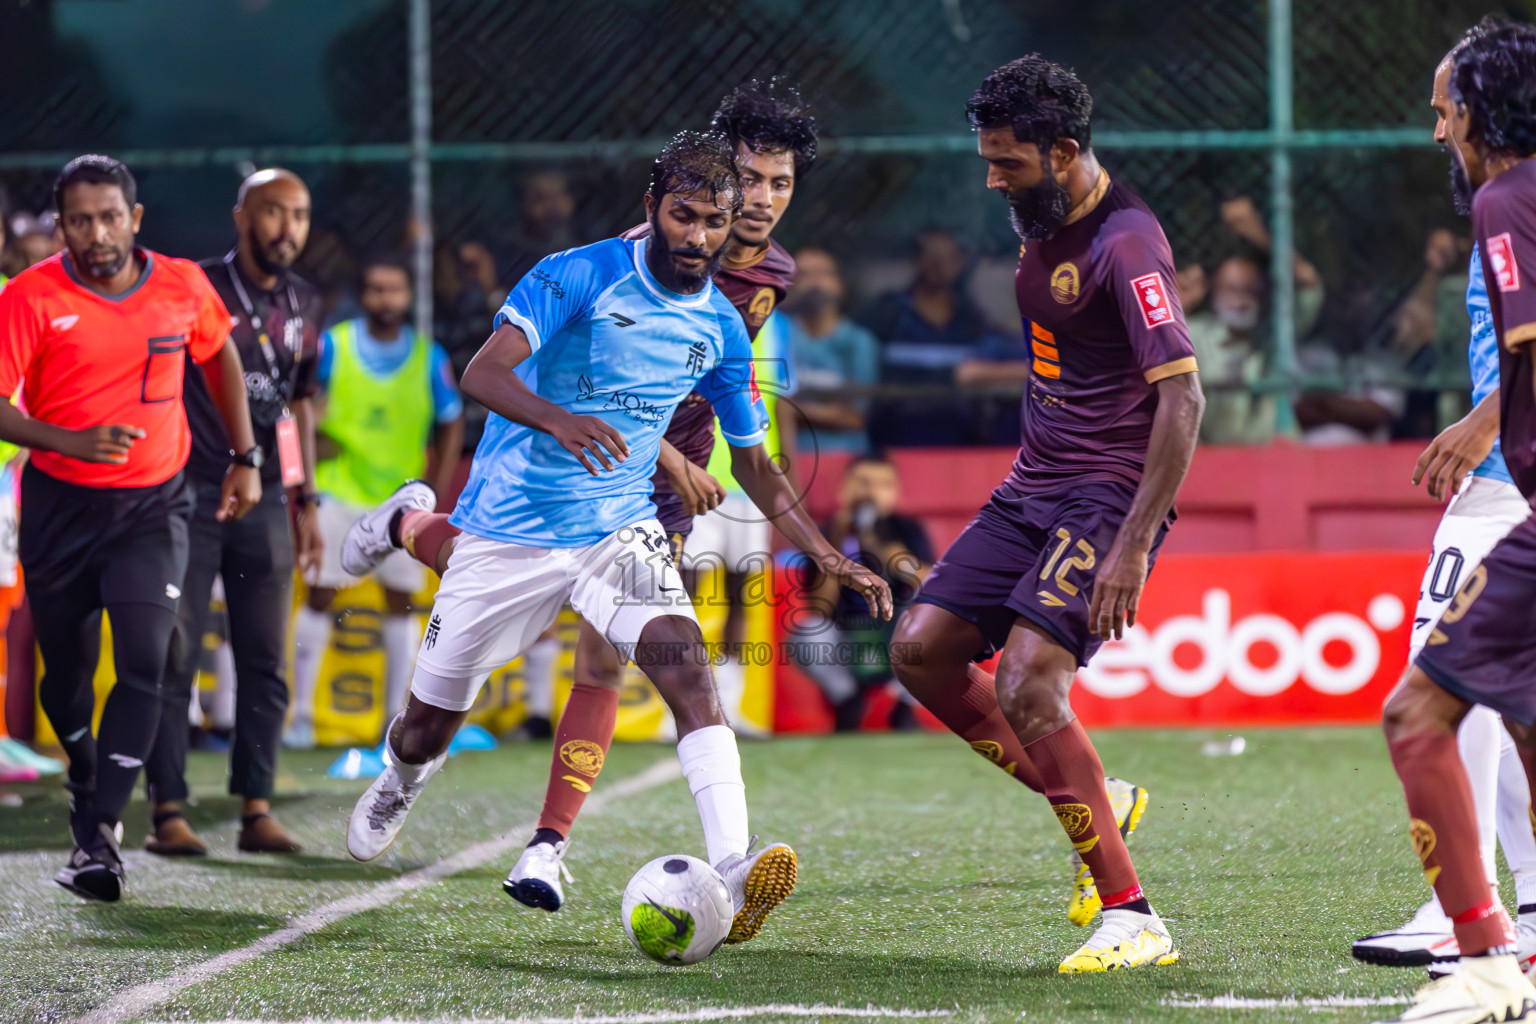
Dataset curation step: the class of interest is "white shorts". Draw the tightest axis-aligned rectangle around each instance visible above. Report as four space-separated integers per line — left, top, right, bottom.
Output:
685 492 772 576
411 519 695 712
314 498 426 593
0 466 17 588
1410 474 1531 656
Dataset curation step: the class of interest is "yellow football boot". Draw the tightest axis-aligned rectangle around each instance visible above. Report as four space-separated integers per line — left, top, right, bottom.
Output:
1059 906 1179 973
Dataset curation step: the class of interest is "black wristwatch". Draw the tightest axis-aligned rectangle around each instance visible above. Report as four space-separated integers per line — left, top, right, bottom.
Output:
231 445 265 469
294 491 322 508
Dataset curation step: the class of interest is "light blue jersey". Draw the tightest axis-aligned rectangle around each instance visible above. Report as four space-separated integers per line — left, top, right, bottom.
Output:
451 236 769 547
1467 244 1513 485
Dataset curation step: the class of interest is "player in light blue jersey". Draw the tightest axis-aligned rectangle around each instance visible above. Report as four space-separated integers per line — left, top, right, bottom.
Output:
1352 33 1536 976
342 132 891 946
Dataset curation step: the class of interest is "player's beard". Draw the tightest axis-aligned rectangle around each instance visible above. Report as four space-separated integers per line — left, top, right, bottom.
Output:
1006 176 1072 241
247 229 299 277
78 242 131 279
1446 149 1474 217
646 210 724 293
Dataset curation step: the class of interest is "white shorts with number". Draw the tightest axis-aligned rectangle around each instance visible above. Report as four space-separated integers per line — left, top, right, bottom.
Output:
1410 474 1531 657
685 492 772 577
410 519 694 712
314 497 426 593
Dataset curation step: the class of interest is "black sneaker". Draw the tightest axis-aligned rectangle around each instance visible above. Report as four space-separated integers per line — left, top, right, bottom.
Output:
54 823 124 902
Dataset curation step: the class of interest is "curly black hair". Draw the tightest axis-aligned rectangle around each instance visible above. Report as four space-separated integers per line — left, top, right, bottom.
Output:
53 154 137 216
647 130 744 216
966 54 1092 153
709 78 818 180
1451 19 1536 159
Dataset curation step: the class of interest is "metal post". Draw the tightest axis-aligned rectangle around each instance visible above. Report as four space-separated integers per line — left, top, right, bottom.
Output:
1269 0 1298 435
409 0 433 335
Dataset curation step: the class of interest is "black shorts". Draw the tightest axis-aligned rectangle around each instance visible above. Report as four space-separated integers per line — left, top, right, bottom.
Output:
915 482 1168 667
19 462 192 612
1415 510 1536 725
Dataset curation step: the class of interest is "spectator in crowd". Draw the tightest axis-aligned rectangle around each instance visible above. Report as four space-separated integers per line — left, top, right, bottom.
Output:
859 228 990 447
433 239 502 452
287 254 464 749
786 455 932 731
1391 229 1474 375
495 168 581 291
1185 256 1278 444
784 247 879 453
3 212 61 277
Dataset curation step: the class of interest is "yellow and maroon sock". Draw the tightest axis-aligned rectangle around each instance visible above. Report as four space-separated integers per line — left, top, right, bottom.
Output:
537 683 620 838
397 511 461 576
1027 718 1142 906
916 663 1046 793
1389 731 1516 956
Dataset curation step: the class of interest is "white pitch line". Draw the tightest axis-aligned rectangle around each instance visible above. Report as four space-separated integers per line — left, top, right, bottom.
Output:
77 757 682 1024
1164 994 1407 1009
140 1008 954 1024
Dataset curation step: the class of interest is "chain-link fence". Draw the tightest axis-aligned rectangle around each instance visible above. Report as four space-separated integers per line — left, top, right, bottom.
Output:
2 0 1531 443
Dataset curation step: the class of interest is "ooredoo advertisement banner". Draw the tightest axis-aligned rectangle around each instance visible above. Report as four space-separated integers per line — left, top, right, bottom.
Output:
1071 552 1424 727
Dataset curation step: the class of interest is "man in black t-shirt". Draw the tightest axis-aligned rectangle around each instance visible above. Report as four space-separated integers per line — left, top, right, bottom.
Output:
787 456 933 730
144 169 325 857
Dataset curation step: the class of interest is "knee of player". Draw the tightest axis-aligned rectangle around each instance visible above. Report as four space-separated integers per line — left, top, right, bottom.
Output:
1380 667 1456 743
994 656 1069 721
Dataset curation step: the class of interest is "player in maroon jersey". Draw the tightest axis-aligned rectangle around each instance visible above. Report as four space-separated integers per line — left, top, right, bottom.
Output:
891 56 1205 973
1372 22 1536 1024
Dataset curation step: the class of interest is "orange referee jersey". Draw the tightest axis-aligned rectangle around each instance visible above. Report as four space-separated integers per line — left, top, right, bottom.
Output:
0 249 231 488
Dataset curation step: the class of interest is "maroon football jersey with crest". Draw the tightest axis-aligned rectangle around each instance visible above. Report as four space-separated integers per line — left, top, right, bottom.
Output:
1475 158 1536 502
1004 173 1197 502
621 223 796 532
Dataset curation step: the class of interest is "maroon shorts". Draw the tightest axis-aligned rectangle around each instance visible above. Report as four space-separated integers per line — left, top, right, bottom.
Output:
914 482 1167 667
1415 510 1536 724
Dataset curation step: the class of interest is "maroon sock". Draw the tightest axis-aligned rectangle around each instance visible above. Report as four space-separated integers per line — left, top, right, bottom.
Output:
537 683 620 837
400 512 461 576
1026 719 1141 905
910 663 1045 792
1389 731 1516 956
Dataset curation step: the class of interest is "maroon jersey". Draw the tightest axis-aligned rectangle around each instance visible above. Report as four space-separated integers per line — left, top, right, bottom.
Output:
1476 159 1536 502
622 222 796 532
1004 173 1197 501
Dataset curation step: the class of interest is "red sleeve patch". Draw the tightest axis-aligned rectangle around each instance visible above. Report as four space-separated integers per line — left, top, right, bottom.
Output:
1488 232 1521 293
1130 272 1175 329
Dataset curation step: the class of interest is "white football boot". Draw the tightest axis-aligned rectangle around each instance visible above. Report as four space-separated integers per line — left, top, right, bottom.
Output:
340 479 436 578
346 749 446 861
1355 898 1460 968
716 837 797 944
1373 954 1536 1023
1059 904 1179 973
504 839 574 911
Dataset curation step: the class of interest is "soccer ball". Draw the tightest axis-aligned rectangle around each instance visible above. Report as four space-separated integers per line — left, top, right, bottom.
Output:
621 854 732 965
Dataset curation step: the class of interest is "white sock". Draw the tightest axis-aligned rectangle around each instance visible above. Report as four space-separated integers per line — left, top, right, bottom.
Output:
208 641 237 730
291 606 332 727
382 614 421 718
677 724 749 865
522 634 560 720
1495 724 1536 908
1459 704 1503 887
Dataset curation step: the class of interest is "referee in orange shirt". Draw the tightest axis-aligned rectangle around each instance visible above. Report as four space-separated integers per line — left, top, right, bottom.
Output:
0 155 261 901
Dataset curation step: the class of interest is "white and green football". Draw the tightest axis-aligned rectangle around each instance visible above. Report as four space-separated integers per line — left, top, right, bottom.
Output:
621 854 732 965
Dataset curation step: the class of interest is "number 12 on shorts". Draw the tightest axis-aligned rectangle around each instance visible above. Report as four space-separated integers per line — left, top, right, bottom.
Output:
1038 527 1096 607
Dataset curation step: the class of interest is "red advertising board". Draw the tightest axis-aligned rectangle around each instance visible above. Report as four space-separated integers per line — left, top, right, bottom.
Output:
773 551 1426 732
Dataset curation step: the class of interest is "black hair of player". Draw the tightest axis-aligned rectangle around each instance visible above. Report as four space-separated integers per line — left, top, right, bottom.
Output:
1451 19 1536 160
846 453 894 474
357 251 412 289
966 54 1092 154
647 130 743 215
710 78 818 180
53 154 137 216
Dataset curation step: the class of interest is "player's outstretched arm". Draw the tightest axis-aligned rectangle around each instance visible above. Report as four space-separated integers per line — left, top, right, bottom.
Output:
1413 391 1499 501
460 323 629 476
727 440 893 621
1087 371 1205 641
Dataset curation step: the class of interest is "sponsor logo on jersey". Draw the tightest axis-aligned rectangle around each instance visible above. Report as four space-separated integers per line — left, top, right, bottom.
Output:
560 739 606 777
1131 272 1174 329
1050 262 1080 304
51 314 79 331
1488 232 1521 292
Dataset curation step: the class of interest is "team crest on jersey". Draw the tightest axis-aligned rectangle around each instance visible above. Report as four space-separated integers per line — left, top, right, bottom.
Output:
748 287 776 327
1050 262 1080 304
1488 232 1521 292
1130 272 1175 329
